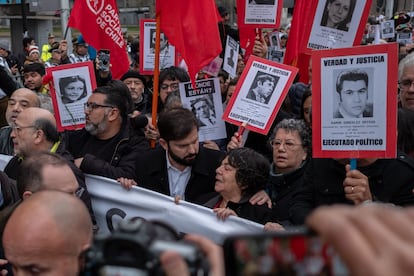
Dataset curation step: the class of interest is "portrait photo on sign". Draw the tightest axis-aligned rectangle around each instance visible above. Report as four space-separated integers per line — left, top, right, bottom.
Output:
332 68 373 119
139 19 176 75
223 56 298 135
190 95 217 127
320 0 356 32
246 71 279 104
312 43 398 159
47 61 96 131
381 20 394 39
305 0 370 52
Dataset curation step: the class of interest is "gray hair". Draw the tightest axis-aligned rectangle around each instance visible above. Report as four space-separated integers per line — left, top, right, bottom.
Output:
270 118 311 155
399 52 414 81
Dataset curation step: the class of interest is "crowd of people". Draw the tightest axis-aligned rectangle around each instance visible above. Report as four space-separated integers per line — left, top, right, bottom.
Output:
0 5 414 275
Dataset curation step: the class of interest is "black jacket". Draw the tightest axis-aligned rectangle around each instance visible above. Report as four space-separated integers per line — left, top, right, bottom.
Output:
135 146 225 205
289 152 414 225
65 123 150 179
267 160 308 226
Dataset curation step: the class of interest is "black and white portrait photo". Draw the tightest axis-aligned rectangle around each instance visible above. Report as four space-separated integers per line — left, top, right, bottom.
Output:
320 0 356 32
246 72 279 104
190 95 216 127
333 69 373 119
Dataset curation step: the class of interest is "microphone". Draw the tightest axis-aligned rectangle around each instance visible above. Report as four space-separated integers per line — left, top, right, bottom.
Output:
130 114 148 129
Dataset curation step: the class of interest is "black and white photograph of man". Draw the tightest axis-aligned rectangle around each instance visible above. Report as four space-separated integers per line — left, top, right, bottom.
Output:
246 72 279 104
149 29 169 55
191 96 216 127
333 69 373 119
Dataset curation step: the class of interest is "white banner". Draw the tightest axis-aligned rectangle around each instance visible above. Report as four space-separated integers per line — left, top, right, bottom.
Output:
86 174 264 244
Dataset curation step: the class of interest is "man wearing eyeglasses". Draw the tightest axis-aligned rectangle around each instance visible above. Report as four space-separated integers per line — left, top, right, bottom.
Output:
64 80 150 180
2 107 95 224
0 88 40 155
333 69 373 119
398 53 414 110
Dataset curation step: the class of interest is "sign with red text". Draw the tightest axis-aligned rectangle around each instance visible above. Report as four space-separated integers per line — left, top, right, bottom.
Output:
47 62 96 131
223 56 298 135
302 0 372 54
312 43 398 158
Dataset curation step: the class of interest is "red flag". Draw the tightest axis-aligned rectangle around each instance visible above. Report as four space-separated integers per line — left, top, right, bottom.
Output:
156 0 222 82
68 0 129 79
283 0 315 83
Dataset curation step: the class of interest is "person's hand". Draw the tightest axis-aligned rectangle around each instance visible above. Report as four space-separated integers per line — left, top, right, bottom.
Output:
264 222 285 231
145 119 160 141
307 205 414 276
117 177 137 190
10 64 18 75
160 234 225 276
249 189 272 208
252 34 268 58
59 39 68 56
74 157 83 168
174 195 181 205
343 164 372 204
203 140 220 151
0 258 8 275
226 132 243 151
213 207 237 221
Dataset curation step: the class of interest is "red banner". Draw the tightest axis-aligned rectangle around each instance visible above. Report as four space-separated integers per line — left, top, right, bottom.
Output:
68 0 129 79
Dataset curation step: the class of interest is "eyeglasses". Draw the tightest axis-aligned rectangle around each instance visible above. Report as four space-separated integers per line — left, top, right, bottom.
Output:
84 102 114 111
160 82 179 91
10 124 37 133
270 140 302 150
398 79 414 90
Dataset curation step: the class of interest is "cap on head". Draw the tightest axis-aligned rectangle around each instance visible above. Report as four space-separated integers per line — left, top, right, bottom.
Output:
120 70 146 86
48 42 60 53
28 45 40 56
77 35 88 47
48 33 55 39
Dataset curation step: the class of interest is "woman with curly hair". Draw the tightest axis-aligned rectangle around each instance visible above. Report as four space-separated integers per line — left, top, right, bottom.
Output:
203 147 272 225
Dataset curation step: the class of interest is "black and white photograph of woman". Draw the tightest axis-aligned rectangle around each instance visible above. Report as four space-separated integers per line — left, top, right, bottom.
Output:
320 0 356 32
59 75 88 104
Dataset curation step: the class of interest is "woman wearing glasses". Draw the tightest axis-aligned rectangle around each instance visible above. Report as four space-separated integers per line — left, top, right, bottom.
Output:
264 119 311 230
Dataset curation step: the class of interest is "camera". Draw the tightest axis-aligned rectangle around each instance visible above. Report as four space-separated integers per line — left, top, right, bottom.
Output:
98 49 110 72
83 218 209 276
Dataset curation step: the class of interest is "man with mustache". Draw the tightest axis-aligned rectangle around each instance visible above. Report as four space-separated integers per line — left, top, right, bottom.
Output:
64 80 149 179
132 107 225 204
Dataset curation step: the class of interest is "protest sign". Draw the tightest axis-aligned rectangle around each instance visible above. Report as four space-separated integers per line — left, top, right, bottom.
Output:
312 43 398 158
47 62 96 131
302 0 372 53
381 20 395 39
179 78 227 142
85 174 264 244
223 36 239 78
223 56 298 135
237 0 282 28
139 19 176 75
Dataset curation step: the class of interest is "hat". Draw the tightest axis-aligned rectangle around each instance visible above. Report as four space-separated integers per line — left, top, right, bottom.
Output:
48 42 60 53
28 45 40 56
23 62 46 76
120 70 146 86
77 35 88 47
48 33 55 39
0 42 8 51
218 7 228 17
